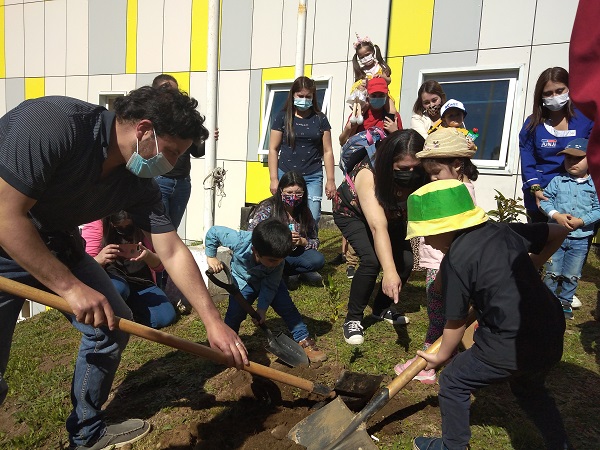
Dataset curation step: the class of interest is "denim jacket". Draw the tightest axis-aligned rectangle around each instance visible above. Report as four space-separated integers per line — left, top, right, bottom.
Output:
205 226 283 311
540 174 600 238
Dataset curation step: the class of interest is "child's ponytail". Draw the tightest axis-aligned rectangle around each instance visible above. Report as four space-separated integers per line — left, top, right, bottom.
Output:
373 44 391 77
459 158 479 182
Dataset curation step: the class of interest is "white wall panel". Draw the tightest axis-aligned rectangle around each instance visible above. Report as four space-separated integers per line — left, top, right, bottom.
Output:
66 0 89 76
45 0 67 77
24 2 44 77
280 0 316 67
533 0 578 45
479 0 536 49
190 71 208 114
163 0 192 72
137 0 165 73
65 76 88 101
312 0 351 64
0 79 7 116
217 71 251 161
214 160 247 230
111 74 137 93
251 0 283 69
45 77 66 96
5 5 25 78
186 158 206 241
348 0 389 58
474 174 522 214
87 75 112 104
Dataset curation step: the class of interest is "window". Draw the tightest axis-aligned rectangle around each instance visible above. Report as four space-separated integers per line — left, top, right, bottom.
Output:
421 66 523 170
257 78 332 156
98 92 126 111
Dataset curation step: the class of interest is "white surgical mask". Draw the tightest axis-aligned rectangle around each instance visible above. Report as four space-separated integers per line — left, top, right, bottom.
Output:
126 128 174 178
542 92 569 111
358 54 374 68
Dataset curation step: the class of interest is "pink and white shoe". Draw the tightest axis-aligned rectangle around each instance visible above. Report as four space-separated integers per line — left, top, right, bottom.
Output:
393 356 437 385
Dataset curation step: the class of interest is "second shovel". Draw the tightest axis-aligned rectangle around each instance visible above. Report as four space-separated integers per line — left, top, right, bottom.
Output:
206 264 310 368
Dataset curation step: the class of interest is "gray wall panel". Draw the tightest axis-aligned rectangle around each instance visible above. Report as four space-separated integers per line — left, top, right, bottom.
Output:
399 51 477 126
246 69 262 161
5 78 24 111
88 0 126 75
220 0 253 70
136 72 162 88
430 0 482 54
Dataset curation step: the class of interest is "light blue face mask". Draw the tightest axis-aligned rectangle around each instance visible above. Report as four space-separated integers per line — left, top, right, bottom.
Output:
126 128 174 178
294 98 313 111
369 97 386 109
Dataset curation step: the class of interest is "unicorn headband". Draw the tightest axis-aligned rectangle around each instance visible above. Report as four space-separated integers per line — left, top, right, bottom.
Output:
353 33 373 49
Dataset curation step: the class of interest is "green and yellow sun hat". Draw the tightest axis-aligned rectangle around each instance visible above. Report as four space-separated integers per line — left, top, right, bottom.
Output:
406 179 488 239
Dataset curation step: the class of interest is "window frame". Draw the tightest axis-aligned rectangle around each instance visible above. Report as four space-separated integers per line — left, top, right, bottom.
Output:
98 91 127 111
257 77 332 157
418 64 525 174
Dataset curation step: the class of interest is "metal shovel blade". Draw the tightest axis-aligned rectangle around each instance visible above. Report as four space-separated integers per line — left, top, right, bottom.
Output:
265 328 309 368
287 396 377 450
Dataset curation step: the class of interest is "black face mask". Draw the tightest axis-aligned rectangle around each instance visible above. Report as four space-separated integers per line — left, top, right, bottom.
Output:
393 168 425 190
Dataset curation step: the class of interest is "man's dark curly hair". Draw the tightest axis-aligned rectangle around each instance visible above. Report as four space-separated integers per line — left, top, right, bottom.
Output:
113 85 209 142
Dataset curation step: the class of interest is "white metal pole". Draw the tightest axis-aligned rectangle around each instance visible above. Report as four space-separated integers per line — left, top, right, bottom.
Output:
294 0 307 79
204 0 219 237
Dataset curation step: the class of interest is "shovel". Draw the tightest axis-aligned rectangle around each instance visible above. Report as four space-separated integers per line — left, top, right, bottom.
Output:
205 264 310 368
288 308 478 450
0 276 333 398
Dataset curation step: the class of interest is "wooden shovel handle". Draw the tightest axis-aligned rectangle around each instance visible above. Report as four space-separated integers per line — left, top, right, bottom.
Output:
386 307 477 398
0 276 329 396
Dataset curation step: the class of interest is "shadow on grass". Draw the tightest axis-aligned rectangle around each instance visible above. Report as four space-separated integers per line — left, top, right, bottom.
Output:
470 361 600 449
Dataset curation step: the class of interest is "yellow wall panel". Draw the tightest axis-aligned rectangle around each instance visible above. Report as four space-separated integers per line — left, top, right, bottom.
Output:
126 0 137 74
190 0 208 72
387 56 403 109
167 71 191 94
0 4 5 79
245 161 271 204
388 0 434 57
25 77 44 99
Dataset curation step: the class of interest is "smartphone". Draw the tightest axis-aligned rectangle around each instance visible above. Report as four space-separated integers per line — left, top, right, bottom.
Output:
116 243 141 258
385 113 396 122
288 223 298 233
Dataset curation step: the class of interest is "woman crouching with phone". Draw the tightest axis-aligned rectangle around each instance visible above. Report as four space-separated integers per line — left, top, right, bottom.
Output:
81 211 177 329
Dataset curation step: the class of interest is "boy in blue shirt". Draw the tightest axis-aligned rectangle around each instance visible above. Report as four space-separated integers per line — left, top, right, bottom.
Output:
540 138 600 319
205 218 326 362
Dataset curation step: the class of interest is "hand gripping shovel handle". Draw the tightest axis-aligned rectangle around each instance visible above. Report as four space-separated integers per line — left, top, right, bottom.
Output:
0 276 332 397
205 265 271 335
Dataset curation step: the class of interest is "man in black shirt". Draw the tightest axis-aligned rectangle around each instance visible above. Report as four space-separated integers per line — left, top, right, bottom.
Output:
0 86 248 449
405 180 570 450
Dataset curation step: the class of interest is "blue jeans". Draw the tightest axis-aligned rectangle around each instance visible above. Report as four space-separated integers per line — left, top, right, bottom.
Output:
439 350 569 450
156 175 192 230
109 275 176 329
284 248 325 276
278 168 323 228
224 281 309 342
543 236 588 305
0 253 132 447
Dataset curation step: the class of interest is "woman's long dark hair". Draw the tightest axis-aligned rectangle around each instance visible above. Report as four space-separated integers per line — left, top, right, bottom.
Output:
257 171 313 236
282 77 321 149
526 67 575 132
374 129 425 210
412 80 446 116
101 211 144 247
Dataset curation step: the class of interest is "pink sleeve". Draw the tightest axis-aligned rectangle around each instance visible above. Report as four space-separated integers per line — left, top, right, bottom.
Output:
81 220 104 257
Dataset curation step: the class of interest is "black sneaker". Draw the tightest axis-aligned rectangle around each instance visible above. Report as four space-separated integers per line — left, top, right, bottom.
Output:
346 266 356 279
284 275 300 291
71 419 151 449
329 252 346 265
343 320 364 345
372 309 410 325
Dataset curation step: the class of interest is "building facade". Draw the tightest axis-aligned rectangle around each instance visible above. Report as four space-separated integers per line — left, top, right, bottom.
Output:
0 0 580 243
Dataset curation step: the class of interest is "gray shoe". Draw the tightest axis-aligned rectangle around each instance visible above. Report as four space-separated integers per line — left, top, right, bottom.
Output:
72 419 151 449
284 275 300 291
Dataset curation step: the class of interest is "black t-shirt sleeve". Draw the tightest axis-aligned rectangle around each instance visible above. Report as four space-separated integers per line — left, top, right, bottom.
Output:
272 110 285 132
441 256 472 321
507 222 549 255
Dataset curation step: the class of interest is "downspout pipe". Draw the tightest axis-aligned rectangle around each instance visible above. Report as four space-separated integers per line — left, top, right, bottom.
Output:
204 0 220 236
294 0 307 79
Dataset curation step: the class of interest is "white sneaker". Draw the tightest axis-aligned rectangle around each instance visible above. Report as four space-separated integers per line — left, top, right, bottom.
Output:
572 295 582 309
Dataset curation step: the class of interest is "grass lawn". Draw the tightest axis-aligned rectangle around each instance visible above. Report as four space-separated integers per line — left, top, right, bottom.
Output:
1 227 600 449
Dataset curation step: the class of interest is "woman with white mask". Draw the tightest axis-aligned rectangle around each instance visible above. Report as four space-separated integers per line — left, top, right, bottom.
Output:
519 67 594 223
